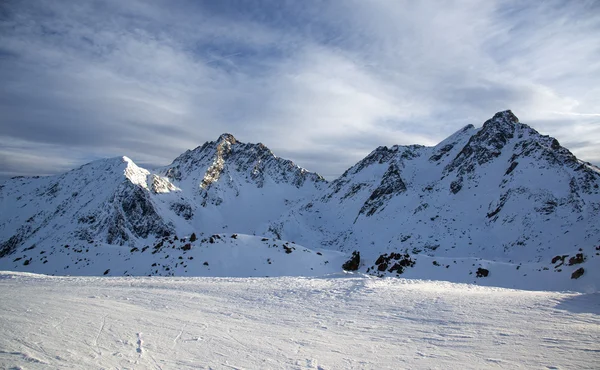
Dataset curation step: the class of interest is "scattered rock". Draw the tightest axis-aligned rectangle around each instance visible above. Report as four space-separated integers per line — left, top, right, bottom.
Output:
209 234 222 244
388 263 405 274
568 253 586 266
571 267 584 279
373 252 415 275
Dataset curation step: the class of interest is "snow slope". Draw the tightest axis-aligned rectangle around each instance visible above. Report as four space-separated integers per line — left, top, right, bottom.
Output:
0 233 346 278
0 272 598 369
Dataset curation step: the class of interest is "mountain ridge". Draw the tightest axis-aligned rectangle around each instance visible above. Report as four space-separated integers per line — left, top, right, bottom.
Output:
1 110 599 291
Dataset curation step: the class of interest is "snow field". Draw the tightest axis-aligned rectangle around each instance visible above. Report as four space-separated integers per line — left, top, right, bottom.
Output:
0 272 598 369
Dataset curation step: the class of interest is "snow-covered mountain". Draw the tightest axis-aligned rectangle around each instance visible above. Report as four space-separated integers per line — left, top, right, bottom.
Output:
266 111 600 289
1 111 598 291
0 156 175 252
155 133 325 235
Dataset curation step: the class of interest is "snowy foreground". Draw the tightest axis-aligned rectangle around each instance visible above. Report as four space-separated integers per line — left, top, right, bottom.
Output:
0 272 598 369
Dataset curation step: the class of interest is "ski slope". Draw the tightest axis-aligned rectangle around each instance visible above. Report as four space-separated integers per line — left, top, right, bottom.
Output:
1 272 598 369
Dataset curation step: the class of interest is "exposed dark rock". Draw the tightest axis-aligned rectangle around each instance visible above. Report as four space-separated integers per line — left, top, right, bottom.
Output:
342 251 360 271
536 200 558 215
487 191 511 219
429 144 454 162
568 253 586 266
0 234 22 258
170 202 194 220
450 179 463 194
388 262 408 274
571 267 584 279
445 110 518 177
552 255 568 265
476 268 489 277
104 182 174 245
372 252 415 275
359 162 407 217
103 269 110 275
505 161 519 175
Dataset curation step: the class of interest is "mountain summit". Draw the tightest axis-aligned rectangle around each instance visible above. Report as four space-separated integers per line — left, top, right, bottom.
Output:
1 112 598 291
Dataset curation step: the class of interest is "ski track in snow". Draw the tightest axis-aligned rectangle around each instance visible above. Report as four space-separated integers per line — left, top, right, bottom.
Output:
94 314 107 347
0 271 598 369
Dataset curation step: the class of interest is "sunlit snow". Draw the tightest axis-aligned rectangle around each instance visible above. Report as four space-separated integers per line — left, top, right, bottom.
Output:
0 272 598 369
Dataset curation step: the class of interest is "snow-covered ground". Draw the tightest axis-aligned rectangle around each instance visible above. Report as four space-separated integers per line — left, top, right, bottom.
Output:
1 272 598 369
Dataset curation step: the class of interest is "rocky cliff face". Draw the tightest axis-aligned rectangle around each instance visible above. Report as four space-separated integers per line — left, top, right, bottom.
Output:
162 133 324 191
153 133 326 234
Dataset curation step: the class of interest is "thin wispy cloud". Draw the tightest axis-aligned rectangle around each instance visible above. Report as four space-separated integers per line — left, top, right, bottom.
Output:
0 0 599 180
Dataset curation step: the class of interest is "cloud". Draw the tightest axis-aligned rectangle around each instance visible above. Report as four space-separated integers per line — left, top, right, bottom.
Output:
0 0 599 181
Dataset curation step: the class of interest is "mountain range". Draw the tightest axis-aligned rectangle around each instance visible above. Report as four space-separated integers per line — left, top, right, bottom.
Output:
1 110 598 291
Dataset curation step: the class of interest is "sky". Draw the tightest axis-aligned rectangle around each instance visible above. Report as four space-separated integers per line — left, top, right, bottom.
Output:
0 0 599 180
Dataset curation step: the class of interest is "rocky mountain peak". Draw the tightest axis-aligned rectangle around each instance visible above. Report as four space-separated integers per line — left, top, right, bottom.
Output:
443 110 520 176
482 110 519 135
217 133 238 145
490 110 519 124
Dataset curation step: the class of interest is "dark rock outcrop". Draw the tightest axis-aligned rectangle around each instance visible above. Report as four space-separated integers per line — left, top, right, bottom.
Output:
342 251 361 271
571 267 584 279
476 268 489 278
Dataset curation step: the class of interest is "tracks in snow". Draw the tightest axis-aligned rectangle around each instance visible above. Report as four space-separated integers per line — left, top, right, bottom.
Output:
172 324 185 349
94 315 107 347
